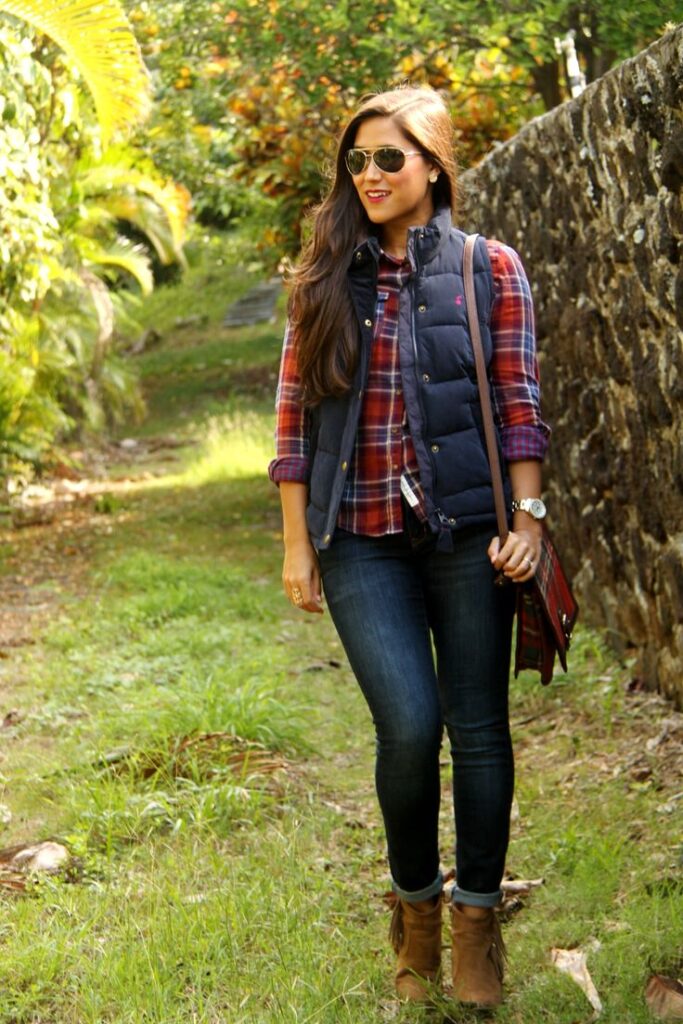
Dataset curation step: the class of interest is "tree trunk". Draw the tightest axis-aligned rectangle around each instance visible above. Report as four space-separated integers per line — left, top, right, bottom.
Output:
531 60 564 110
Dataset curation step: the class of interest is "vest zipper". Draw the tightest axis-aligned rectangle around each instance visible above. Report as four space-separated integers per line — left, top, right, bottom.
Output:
409 233 422 372
410 237 437 488
409 237 425 414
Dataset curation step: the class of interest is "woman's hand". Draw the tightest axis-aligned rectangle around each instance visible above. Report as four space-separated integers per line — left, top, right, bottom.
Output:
488 527 542 583
283 538 324 614
496 462 544 583
279 482 323 614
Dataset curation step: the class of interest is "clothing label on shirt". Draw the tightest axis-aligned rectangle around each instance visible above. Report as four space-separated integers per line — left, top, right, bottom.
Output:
400 474 419 508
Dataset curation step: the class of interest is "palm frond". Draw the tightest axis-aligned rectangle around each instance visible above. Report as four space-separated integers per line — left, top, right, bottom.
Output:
95 193 177 265
79 236 154 295
79 161 191 256
0 0 151 142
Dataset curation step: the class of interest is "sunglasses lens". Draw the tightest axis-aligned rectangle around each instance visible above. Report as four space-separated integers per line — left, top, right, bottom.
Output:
373 147 405 172
345 149 368 175
345 147 410 174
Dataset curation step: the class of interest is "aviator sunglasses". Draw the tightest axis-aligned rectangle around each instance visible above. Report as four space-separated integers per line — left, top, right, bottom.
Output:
344 146 423 176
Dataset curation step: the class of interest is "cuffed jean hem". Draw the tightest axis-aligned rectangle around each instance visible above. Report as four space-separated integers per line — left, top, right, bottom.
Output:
451 885 502 908
392 871 443 903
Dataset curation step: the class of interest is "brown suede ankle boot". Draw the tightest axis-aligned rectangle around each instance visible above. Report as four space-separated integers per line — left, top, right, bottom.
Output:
389 896 442 1002
450 903 506 1007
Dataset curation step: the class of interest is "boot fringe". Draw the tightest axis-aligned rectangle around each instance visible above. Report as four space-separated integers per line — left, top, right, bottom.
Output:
388 898 404 954
489 912 507 980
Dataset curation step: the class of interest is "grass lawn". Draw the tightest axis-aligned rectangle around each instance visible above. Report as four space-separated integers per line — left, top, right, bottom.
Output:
0 246 680 1023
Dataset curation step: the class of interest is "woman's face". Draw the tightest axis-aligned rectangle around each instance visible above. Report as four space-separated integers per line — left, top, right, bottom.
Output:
349 116 436 237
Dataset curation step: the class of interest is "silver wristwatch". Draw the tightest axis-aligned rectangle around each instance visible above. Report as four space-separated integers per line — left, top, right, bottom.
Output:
511 497 547 520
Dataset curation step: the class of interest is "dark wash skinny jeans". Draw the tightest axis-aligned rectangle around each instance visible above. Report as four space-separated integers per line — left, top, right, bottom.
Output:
318 522 516 908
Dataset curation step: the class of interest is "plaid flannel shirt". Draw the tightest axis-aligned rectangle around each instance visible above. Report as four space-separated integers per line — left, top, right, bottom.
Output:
269 239 550 536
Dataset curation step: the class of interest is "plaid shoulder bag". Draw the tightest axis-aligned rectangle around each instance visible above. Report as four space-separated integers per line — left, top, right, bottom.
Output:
463 234 579 685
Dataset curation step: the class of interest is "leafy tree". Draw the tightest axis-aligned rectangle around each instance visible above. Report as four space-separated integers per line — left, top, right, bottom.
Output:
122 0 247 226
0 2 188 465
0 0 151 142
126 0 679 259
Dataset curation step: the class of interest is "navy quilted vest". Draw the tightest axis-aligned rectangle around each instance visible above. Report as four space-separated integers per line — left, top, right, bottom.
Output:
306 207 511 550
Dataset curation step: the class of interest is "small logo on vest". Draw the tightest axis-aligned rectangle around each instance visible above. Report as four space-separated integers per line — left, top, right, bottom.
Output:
455 295 463 306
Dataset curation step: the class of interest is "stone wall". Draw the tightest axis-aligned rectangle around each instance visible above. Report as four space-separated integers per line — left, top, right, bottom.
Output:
461 26 683 704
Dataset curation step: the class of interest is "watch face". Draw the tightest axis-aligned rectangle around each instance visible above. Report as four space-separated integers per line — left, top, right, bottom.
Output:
530 498 546 519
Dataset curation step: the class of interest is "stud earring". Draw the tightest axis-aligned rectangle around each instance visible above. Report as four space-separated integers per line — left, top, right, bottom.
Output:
429 172 439 183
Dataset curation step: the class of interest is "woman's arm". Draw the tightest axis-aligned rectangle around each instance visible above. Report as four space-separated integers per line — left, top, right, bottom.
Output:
268 320 310 485
268 322 322 612
280 482 323 614
486 241 549 582
487 241 550 463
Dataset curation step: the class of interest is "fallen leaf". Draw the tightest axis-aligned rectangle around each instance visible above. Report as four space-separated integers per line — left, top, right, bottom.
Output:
627 677 648 693
378 997 400 1020
501 877 544 896
657 795 683 815
646 975 683 1020
0 874 27 893
551 944 603 1016
498 894 526 920
629 764 653 782
8 841 70 873
0 841 71 896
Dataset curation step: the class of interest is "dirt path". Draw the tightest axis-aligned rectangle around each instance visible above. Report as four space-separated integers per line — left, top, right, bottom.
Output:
2 446 682 851
0 436 191 651
2 481 105 643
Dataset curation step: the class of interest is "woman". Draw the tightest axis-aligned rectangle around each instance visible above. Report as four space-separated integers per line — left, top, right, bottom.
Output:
268 86 550 1008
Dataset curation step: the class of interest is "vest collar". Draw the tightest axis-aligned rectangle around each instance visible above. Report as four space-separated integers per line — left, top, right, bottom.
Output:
407 205 453 264
349 205 453 271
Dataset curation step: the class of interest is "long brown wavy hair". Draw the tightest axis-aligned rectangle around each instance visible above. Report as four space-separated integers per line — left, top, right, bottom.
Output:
288 87 460 405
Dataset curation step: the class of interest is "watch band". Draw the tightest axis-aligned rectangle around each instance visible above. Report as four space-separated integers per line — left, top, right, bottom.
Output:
511 498 547 520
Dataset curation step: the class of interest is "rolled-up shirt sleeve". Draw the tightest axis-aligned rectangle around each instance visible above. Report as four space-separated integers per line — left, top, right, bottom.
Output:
487 240 551 462
268 320 310 484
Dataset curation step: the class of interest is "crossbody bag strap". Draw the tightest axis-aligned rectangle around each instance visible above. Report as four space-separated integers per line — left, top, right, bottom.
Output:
463 233 509 544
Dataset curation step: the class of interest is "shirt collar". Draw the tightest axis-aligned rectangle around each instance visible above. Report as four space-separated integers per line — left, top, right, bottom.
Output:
349 206 453 272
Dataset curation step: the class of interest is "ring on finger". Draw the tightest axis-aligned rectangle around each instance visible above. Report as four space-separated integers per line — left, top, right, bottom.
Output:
291 586 304 606
524 556 534 569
